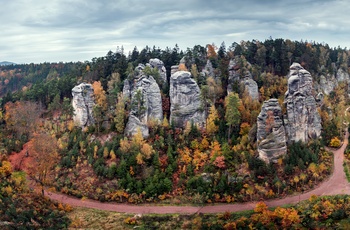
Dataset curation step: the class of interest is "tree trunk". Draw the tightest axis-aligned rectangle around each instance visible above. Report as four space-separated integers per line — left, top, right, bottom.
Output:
41 182 45 196
228 125 231 142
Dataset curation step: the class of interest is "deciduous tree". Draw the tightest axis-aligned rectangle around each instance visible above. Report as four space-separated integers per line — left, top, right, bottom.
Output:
4 101 42 137
225 92 241 141
114 93 125 133
92 81 107 111
206 105 219 135
27 133 59 196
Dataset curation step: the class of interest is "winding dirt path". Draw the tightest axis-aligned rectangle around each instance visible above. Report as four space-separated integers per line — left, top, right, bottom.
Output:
42 131 350 214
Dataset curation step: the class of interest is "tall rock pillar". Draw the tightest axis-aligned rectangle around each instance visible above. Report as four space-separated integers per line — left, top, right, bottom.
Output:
257 99 287 163
284 63 321 142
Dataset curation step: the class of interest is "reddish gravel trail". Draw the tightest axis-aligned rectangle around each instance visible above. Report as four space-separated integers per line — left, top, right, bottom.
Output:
42 132 350 214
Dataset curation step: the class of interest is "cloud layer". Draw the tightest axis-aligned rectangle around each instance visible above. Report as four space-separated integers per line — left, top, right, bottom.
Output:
0 0 348 63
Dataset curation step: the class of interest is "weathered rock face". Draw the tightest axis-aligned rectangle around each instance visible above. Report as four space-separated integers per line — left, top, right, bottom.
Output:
148 58 167 84
257 99 287 163
318 68 350 95
72 83 95 128
242 77 259 100
123 65 163 137
284 63 321 143
319 74 336 95
227 58 240 91
336 68 350 83
171 65 179 75
125 115 149 138
227 56 259 100
201 59 215 77
170 71 206 128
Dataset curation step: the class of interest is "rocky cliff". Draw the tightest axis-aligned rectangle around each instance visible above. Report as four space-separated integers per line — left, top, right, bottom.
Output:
170 70 206 128
72 83 95 128
257 99 287 163
284 63 321 143
123 64 163 137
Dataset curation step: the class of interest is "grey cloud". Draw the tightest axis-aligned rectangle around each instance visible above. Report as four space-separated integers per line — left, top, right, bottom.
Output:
0 0 349 63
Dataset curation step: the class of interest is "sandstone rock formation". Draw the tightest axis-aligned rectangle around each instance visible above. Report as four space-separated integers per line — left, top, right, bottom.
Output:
171 65 179 75
284 63 321 143
257 99 287 163
242 77 259 100
227 56 259 100
170 71 206 128
227 58 240 90
72 83 95 128
318 67 350 95
319 74 335 95
148 58 167 84
201 59 215 77
123 64 163 137
336 67 350 83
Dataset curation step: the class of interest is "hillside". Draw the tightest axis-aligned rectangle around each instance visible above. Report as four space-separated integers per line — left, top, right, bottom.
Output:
0 61 16 66
1 38 350 228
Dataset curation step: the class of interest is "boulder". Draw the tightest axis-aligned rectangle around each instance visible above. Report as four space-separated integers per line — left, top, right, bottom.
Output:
284 63 321 143
72 83 95 128
170 71 206 128
257 99 287 163
123 65 163 138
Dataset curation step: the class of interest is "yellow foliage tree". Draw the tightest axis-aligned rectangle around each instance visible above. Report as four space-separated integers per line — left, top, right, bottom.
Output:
114 93 125 134
239 122 251 136
110 149 116 160
140 143 154 160
206 105 219 135
131 128 144 149
92 81 107 110
103 147 109 158
136 152 144 165
200 136 210 151
330 136 341 148
120 138 131 154
210 140 222 159
162 116 169 128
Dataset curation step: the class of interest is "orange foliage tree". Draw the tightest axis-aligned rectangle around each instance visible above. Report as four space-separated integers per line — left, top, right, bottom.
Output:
27 133 59 196
4 101 42 137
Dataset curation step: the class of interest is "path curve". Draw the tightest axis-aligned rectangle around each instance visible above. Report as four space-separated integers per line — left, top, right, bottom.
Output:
42 131 350 214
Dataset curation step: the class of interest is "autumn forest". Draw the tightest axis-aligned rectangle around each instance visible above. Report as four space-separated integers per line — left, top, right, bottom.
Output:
2 38 350 229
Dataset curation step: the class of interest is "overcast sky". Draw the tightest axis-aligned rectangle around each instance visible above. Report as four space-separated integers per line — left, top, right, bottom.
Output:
0 0 349 64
